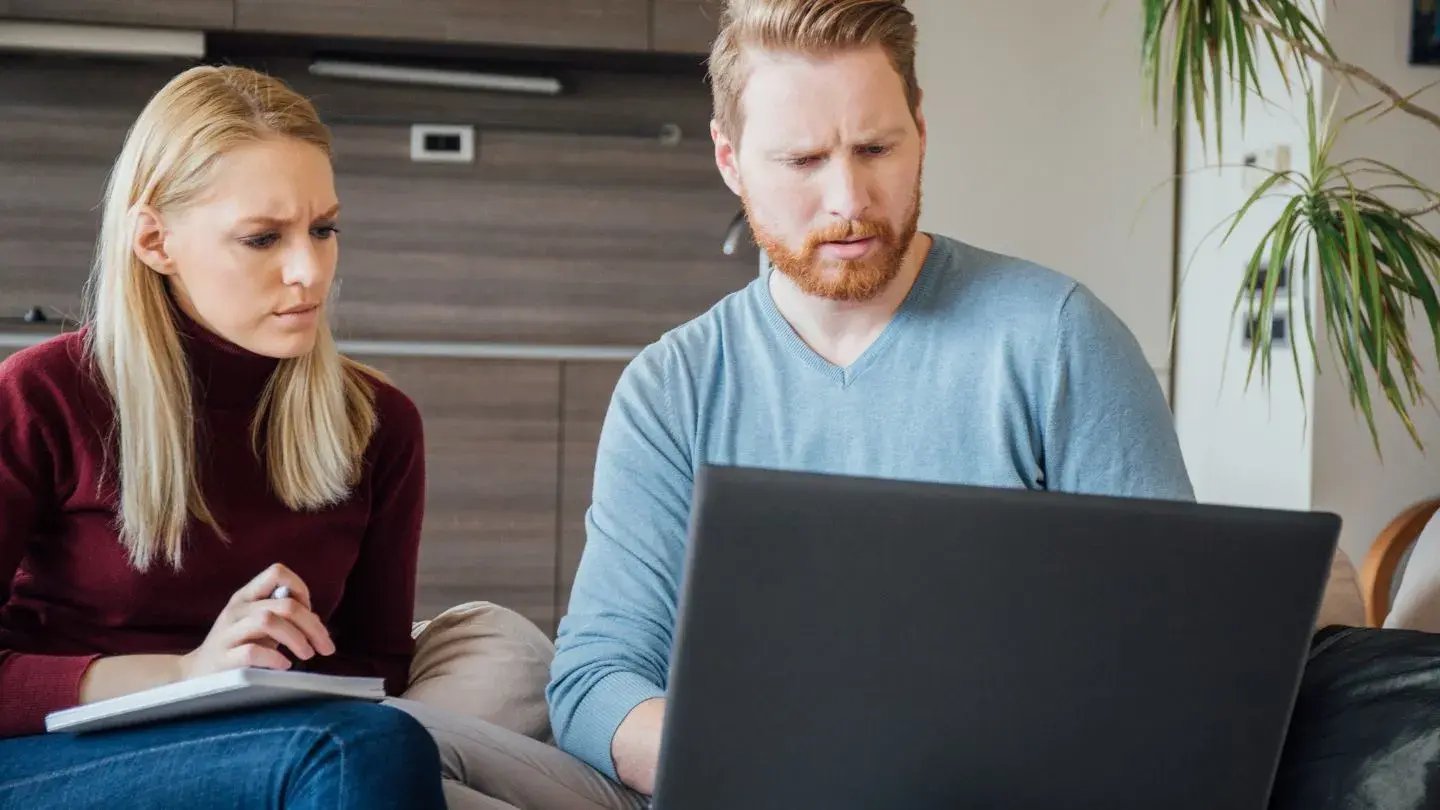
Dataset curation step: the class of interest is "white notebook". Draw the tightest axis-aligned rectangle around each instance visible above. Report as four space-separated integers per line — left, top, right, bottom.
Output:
45 668 387 734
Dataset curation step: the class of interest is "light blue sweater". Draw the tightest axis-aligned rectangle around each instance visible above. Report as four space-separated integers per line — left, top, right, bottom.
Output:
548 235 1194 779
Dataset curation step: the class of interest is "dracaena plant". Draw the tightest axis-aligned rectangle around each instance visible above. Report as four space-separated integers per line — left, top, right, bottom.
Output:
1142 0 1440 450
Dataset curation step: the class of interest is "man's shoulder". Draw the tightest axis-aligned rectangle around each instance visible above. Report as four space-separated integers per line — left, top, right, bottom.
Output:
625 277 764 382
928 235 1081 318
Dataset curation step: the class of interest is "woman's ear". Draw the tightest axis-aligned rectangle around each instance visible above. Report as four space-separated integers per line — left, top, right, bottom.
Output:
131 205 176 276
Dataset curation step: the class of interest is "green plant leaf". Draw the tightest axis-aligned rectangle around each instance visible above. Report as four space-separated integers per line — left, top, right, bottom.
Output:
1143 0 1440 452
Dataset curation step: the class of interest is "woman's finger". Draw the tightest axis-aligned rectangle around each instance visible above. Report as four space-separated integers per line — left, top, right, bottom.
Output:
230 643 291 671
222 608 317 660
263 598 336 657
230 563 313 610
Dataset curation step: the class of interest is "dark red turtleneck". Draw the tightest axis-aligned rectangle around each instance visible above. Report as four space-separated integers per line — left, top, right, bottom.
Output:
0 319 426 737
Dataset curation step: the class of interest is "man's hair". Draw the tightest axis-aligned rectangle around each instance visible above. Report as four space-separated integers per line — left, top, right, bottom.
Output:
707 0 921 142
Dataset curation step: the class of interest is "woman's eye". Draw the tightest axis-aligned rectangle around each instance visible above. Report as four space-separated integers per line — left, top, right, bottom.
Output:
242 233 280 249
311 225 340 240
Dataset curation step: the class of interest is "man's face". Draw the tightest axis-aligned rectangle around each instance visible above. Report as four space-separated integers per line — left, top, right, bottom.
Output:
715 44 925 302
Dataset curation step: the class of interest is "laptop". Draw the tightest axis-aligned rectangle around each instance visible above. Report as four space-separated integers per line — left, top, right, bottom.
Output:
651 466 1339 810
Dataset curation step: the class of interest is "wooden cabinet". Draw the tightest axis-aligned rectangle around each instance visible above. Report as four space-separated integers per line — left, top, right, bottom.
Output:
2 0 233 29
355 355 562 630
317 122 751 347
358 356 624 634
0 67 132 330
0 0 724 55
232 0 439 42
233 0 650 52
652 0 723 55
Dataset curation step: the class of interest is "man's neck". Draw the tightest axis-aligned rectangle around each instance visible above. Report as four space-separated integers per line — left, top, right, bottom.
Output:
769 232 933 368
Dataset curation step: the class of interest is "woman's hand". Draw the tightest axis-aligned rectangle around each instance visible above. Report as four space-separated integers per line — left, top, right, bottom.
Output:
179 563 337 679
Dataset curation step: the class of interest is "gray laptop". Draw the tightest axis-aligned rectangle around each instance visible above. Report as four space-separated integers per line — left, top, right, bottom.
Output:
651 465 1338 810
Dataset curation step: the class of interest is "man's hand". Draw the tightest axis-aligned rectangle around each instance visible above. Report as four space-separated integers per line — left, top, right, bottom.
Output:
613 697 667 795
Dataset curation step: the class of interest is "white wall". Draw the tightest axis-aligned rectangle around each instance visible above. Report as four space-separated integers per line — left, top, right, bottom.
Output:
1171 40 1322 511
1165 0 1440 572
910 1 1178 385
1310 0 1440 566
906 0 1439 620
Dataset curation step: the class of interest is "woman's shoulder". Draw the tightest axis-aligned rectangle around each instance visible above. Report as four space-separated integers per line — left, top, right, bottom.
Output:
346 360 423 450
0 330 95 406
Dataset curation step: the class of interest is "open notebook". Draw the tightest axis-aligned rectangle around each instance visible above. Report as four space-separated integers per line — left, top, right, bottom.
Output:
45 668 386 733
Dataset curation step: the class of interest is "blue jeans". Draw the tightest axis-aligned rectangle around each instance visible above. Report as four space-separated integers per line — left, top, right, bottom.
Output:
0 699 445 809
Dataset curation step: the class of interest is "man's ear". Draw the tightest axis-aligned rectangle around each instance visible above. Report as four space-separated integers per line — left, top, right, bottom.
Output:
712 119 743 197
913 91 927 147
131 205 176 276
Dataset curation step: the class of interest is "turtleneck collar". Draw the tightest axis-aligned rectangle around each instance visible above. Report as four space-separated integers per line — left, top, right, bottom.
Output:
172 305 280 411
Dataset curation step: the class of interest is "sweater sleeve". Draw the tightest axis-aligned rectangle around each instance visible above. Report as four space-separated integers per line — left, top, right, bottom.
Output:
0 350 100 738
301 383 424 695
1041 284 1195 501
547 346 691 780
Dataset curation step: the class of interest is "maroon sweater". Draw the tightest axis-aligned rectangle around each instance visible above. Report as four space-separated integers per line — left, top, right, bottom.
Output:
0 320 425 737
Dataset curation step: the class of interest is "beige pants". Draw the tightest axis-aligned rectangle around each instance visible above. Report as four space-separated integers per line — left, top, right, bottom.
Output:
395 602 648 810
387 697 647 810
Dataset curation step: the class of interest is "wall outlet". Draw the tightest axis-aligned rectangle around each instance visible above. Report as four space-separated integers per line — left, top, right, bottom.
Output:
410 124 475 163
1242 312 1290 348
1242 144 1292 191
1251 260 1289 293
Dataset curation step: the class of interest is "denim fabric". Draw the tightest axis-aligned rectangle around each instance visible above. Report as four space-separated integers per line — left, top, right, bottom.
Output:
0 699 444 809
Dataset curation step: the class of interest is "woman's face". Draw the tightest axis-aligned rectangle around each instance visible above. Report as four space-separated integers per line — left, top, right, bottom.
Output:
133 136 340 359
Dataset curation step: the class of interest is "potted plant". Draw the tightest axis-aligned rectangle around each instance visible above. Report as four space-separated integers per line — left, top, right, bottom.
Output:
1143 0 1440 449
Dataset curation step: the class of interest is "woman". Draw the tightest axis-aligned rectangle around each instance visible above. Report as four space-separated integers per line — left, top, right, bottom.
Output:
0 65 444 808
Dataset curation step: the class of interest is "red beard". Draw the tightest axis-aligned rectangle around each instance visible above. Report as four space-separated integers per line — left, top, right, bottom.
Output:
746 185 922 303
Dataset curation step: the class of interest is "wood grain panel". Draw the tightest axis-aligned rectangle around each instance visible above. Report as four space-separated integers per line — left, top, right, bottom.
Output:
556 360 626 623
652 0 723 55
264 52 753 348
0 68 135 325
233 0 649 52
232 0 443 42
0 55 760 347
3 0 233 29
354 354 562 631
445 0 648 51
326 126 750 345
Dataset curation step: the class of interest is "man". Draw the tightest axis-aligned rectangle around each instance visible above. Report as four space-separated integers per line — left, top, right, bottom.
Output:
548 0 1194 795
551 1 1440 807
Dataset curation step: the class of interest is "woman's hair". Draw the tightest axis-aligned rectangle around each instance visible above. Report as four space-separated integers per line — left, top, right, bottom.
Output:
85 65 379 571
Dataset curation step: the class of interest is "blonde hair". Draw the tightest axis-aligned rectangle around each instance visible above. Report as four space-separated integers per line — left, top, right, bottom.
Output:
708 0 921 142
84 65 379 571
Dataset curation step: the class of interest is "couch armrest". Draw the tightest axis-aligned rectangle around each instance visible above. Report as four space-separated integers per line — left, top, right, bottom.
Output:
1361 498 1440 627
